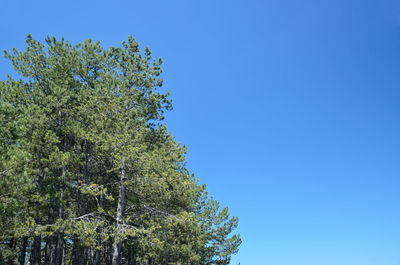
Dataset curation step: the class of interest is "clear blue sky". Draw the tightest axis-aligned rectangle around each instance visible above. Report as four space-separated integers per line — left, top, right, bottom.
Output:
1 0 400 264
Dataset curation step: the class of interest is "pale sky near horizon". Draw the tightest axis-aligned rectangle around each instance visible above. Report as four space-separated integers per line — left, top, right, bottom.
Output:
1 1 400 264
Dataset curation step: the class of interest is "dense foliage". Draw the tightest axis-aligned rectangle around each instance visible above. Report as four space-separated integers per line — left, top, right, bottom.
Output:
0 35 241 265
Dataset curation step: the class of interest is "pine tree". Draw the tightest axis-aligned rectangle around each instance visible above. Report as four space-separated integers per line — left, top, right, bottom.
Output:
0 35 241 265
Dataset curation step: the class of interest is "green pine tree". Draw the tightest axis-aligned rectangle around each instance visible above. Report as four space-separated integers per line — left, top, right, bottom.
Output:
0 35 241 265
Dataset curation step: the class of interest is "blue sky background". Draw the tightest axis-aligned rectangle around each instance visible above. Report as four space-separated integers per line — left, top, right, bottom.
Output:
1 0 400 264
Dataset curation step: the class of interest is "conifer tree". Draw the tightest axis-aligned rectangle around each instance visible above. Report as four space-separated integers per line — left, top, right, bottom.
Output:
0 35 241 265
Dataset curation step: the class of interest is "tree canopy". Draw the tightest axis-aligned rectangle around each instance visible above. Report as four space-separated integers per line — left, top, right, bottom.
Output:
0 35 241 265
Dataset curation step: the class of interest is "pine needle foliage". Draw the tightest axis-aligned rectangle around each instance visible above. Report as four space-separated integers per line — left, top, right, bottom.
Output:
0 35 241 265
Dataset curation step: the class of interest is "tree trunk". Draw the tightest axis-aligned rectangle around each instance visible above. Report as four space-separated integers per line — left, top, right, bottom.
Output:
94 248 101 265
72 240 84 265
44 236 53 265
127 242 137 265
94 172 105 265
18 236 28 265
54 233 64 265
83 247 89 265
30 236 41 265
7 237 16 265
94 227 103 265
30 167 44 265
44 204 57 265
73 140 91 265
54 134 68 265
112 162 126 265
54 170 65 265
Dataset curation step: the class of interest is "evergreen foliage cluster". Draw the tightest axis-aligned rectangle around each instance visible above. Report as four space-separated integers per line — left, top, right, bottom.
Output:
0 35 241 265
